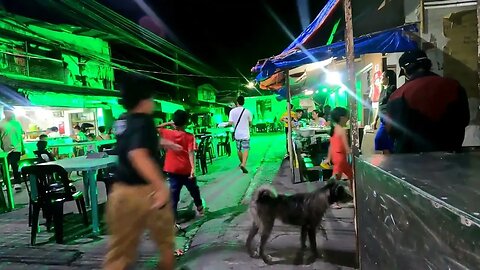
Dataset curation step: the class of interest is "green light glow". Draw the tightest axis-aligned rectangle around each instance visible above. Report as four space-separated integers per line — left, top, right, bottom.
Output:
322 88 328 93
155 99 184 114
327 19 342 45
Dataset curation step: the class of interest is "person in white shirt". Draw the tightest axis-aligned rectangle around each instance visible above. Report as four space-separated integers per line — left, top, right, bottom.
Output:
0 108 25 192
228 96 252 174
47 126 60 138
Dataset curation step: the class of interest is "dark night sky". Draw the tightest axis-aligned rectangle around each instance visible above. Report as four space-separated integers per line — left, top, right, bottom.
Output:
1 0 400 94
97 0 329 76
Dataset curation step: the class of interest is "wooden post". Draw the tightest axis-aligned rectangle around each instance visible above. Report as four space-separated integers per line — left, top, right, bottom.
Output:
343 0 359 156
343 0 360 267
286 70 295 180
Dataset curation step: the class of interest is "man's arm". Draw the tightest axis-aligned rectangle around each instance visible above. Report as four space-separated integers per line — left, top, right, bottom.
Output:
159 138 182 151
157 121 174 128
188 151 195 177
129 149 170 207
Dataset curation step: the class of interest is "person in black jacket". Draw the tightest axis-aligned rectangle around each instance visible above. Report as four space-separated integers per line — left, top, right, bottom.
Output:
386 50 469 153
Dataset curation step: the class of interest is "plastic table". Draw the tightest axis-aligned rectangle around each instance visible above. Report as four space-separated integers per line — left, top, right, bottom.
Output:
40 155 118 235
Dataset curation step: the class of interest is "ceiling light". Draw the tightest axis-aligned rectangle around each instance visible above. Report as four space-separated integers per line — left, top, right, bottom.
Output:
304 90 314 96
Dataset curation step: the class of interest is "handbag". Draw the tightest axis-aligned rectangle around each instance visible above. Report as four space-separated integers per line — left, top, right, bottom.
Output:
232 108 246 141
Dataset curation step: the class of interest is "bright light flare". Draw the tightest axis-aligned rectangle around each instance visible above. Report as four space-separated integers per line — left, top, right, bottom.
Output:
304 90 314 96
246 81 255 89
326 72 342 85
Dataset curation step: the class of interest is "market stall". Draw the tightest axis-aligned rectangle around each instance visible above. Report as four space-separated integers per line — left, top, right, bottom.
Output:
252 24 418 183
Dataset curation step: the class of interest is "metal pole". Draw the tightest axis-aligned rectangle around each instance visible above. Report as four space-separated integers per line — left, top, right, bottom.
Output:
343 0 360 267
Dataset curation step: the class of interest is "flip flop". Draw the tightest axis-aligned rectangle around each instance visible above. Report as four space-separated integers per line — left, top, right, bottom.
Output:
331 203 342 209
174 249 185 257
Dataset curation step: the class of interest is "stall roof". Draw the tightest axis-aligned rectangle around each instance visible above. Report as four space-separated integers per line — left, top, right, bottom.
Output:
254 24 418 81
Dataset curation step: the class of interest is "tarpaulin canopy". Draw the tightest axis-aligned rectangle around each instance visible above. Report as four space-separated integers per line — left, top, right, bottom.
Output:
280 0 340 55
254 24 418 82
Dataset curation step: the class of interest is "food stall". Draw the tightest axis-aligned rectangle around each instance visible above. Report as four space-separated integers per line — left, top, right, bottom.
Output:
252 24 418 184
1 90 122 158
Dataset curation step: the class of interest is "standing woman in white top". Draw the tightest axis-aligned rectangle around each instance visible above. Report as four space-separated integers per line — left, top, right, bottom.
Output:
227 96 252 174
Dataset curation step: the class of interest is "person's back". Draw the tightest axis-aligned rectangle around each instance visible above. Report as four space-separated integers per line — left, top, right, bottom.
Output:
388 68 469 153
0 118 23 153
229 106 252 140
116 113 160 185
160 129 195 175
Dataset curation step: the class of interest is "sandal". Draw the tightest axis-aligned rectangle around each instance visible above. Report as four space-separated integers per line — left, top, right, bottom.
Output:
175 224 186 234
196 206 205 216
174 249 185 257
331 203 342 209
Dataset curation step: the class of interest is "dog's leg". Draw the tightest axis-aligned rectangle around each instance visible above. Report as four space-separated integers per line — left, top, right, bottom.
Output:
259 220 274 265
307 227 319 263
294 225 308 265
246 223 259 258
300 225 308 249
319 223 328 241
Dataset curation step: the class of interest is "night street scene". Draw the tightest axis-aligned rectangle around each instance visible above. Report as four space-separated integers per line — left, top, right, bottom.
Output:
0 0 479 269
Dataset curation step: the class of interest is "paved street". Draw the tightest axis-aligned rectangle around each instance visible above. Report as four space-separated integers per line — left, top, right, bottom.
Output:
0 133 356 269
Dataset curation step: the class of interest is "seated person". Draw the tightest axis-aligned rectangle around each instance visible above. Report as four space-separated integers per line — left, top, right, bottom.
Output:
97 126 111 140
310 110 327 127
47 126 60 138
36 134 55 162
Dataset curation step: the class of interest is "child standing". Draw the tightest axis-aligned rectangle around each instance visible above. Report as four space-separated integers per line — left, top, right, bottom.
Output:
158 110 205 226
323 107 353 208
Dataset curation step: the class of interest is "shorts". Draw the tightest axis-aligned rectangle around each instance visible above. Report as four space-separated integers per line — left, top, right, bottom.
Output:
236 139 250 151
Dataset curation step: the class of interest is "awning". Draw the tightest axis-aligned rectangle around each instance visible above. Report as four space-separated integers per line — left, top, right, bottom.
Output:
254 24 418 81
281 0 340 55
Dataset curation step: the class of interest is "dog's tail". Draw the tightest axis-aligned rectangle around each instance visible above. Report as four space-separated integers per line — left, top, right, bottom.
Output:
249 185 277 227
252 185 278 203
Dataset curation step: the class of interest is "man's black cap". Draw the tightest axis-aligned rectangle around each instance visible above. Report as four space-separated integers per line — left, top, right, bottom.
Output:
398 50 429 76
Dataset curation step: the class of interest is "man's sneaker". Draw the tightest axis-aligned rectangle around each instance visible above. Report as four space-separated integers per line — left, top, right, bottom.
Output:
240 166 248 174
14 184 22 192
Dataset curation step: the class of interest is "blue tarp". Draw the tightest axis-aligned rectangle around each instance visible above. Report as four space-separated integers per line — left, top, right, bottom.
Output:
254 24 419 82
281 0 340 54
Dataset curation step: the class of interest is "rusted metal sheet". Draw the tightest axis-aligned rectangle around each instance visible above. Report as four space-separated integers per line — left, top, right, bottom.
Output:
356 153 480 269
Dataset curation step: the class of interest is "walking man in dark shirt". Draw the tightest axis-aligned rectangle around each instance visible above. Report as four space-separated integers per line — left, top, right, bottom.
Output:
103 77 175 270
387 50 470 153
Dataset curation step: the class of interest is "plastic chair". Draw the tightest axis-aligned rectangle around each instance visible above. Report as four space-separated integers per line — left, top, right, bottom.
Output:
21 164 88 245
205 136 214 164
217 132 231 157
196 137 208 175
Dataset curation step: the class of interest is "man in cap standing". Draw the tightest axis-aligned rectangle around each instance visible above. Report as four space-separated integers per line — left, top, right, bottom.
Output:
387 50 469 153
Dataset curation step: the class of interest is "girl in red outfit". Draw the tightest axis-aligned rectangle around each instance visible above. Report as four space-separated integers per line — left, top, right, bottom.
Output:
324 107 353 208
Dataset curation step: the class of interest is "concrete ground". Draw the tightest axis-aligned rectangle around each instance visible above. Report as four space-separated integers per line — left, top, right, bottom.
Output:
0 133 357 269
